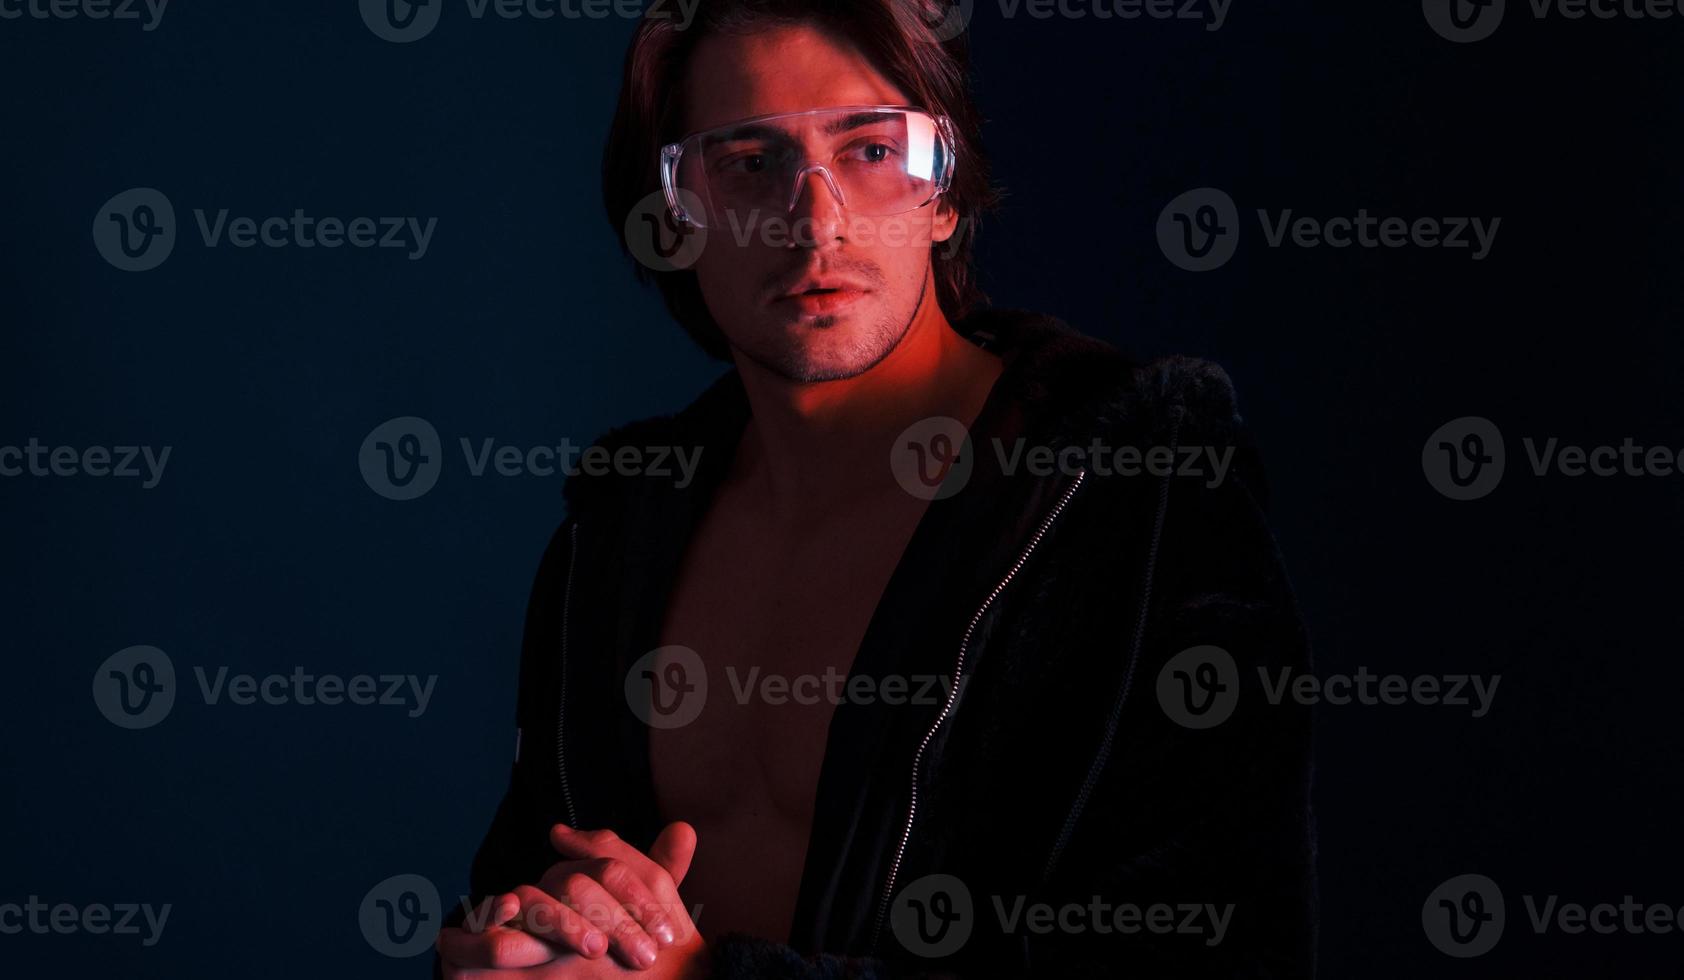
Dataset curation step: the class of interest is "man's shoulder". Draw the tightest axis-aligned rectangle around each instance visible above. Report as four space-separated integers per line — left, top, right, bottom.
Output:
965 307 1247 447
558 413 690 520
559 368 745 521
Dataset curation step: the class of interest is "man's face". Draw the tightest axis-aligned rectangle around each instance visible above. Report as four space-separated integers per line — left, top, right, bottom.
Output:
681 24 958 383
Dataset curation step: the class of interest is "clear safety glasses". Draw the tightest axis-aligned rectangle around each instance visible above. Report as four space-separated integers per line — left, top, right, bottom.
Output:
659 105 956 230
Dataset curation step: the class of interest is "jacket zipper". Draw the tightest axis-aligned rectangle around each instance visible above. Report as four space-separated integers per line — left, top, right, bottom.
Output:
555 521 580 828
869 470 1089 950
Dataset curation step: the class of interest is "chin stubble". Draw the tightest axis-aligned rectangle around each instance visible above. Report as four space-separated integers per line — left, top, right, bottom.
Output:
741 275 929 384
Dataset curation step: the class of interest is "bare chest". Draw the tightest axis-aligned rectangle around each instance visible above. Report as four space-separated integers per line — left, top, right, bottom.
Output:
644 489 926 938
649 497 921 819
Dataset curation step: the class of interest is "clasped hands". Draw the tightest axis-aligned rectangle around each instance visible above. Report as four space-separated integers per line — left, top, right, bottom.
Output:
437 822 706 979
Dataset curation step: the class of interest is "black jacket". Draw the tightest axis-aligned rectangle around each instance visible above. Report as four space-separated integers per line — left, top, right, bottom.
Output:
447 310 1317 978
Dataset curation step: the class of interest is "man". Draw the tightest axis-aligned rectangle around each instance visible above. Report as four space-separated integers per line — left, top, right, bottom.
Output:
437 1 1316 976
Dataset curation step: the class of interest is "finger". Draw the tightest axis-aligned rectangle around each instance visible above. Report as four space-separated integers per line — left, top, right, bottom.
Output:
549 824 626 862
557 870 661 970
487 893 520 932
550 824 694 892
585 856 680 948
434 924 559 971
459 893 521 935
505 883 611 959
548 826 669 892
540 859 690 951
647 821 698 887
545 825 692 943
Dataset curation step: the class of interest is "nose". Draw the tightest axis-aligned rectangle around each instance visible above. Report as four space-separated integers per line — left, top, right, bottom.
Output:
784 164 847 248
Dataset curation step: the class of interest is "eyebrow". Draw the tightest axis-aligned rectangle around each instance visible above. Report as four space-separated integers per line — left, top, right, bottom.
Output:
710 111 895 144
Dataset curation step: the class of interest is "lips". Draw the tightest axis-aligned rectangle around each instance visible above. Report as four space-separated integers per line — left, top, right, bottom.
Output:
773 276 871 316
776 287 866 316
784 274 868 295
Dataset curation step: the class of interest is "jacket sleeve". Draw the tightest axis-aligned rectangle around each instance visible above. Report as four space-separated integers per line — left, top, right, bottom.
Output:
1019 381 1316 977
703 934 899 979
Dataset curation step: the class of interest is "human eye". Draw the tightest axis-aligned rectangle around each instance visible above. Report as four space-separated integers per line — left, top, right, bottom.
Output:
841 137 904 167
713 151 766 176
712 142 792 177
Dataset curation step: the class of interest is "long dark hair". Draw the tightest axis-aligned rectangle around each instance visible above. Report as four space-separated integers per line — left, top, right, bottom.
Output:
601 0 1000 360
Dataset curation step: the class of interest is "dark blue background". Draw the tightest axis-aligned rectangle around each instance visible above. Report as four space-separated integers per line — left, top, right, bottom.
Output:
3 1 1680 976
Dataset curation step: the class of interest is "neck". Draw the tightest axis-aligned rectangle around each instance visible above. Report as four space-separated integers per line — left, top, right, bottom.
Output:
730 272 1003 509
